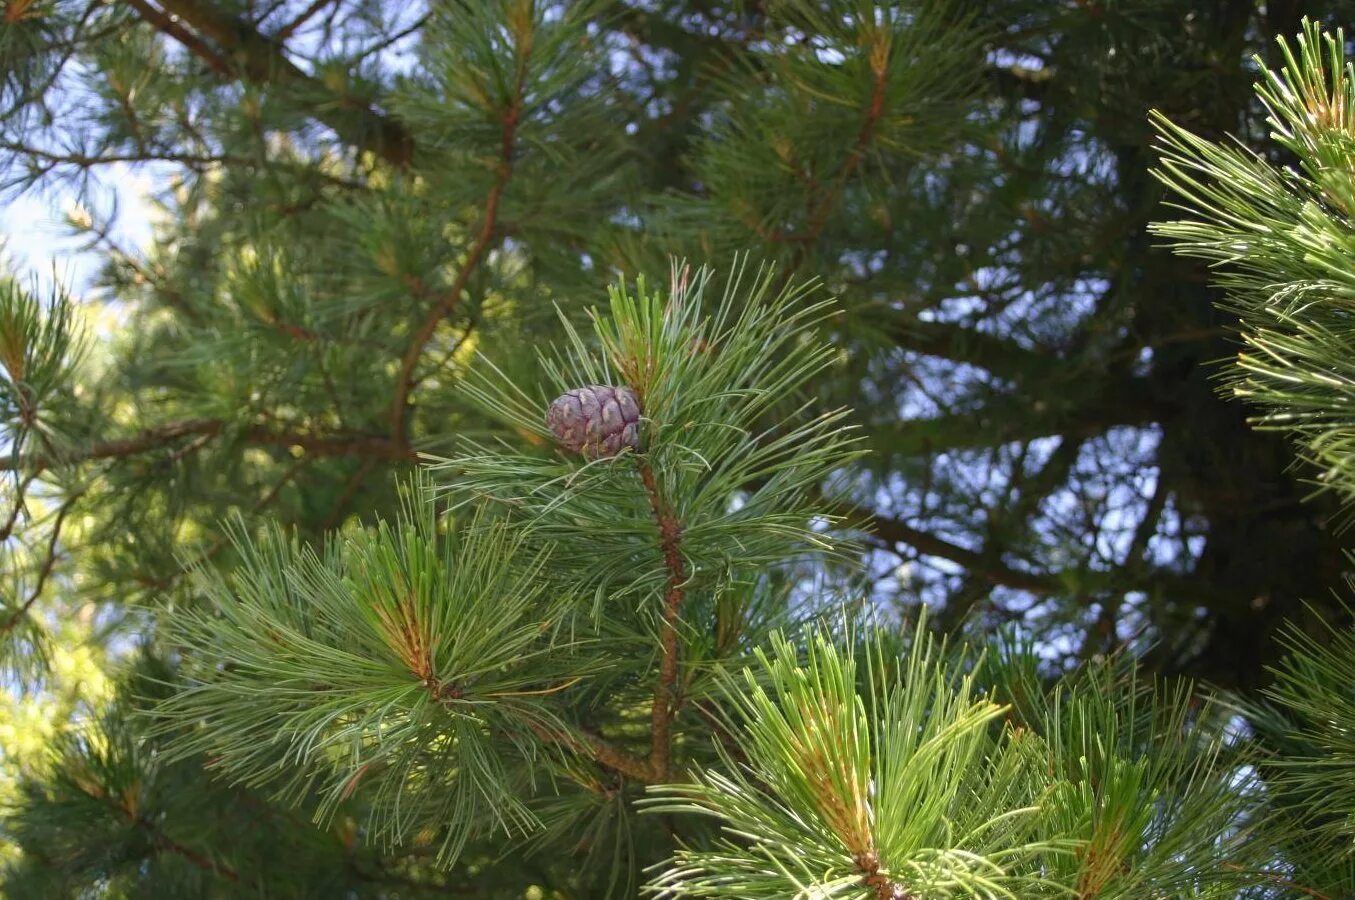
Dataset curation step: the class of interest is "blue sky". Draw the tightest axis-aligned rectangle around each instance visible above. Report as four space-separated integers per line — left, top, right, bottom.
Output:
2 163 153 299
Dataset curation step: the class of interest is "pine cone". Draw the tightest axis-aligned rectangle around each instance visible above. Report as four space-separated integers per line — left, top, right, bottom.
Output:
546 385 642 459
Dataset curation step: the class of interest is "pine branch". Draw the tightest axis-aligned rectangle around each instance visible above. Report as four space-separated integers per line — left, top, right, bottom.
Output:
640 460 687 783
122 0 233 75
0 140 367 188
890 319 1056 383
3 419 416 474
858 504 1210 605
0 471 38 543
388 43 526 443
321 457 378 531
131 0 415 167
869 378 1170 457
863 508 1060 594
528 720 656 785
937 436 1086 629
794 50 889 258
348 14 430 69
0 495 75 635
140 816 243 884
273 0 334 41
72 773 247 886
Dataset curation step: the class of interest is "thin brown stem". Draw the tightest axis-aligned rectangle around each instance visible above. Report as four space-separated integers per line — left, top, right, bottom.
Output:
526 720 657 785
142 818 242 883
1219 863 1329 900
778 51 890 278
273 0 334 40
639 461 686 782
1 496 77 635
322 457 378 530
74 776 244 884
0 471 38 542
388 61 526 444
132 456 305 593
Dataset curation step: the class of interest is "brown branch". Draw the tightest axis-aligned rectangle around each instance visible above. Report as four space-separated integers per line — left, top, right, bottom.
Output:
273 0 334 40
939 436 1086 631
1083 472 1170 658
132 456 306 594
68 772 245 883
388 52 526 444
349 13 431 68
123 0 234 74
857 506 1068 595
857 503 1219 609
142 818 242 883
582 729 658 785
639 461 686 782
527 720 657 785
806 57 888 241
250 426 416 460
2 418 417 474
889 318 1055 384
321 457 378 530
867 378 1171 459
0 471 38 542
1220 863 1330 900
1 496 76 635
132 0 415 167
779 42 891 273
0 141 367 190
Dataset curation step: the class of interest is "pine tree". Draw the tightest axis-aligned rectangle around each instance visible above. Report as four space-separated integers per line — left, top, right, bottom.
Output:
5 1 1355 896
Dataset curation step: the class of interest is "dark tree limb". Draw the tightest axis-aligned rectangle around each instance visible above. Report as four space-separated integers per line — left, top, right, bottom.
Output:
130 0 415 167
273 0 335 40
868 378 1171 458
938 436 1086 631
889 318 1057 384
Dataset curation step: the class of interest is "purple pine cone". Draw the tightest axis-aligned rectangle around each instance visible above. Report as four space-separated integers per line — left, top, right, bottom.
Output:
546 385 642 459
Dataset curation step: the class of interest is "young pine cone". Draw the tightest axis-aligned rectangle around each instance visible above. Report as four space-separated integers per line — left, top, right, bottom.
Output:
546 385 642 459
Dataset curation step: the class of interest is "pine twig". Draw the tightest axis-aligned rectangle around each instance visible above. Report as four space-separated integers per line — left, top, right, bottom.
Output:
76 776 246 885
322 457 379 531
388 54 527 444
273 0 334 40
132 0 415 166
527 720 657 785
639 461 686 782
142 818 243 883
1 496 77 636
774 49 891 277
0 471 38 542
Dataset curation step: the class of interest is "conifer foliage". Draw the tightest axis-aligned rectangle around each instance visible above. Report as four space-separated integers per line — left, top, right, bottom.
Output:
1153 18 1355 899
150 263 865 889
115 265 1278 896
7 0 1355 896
